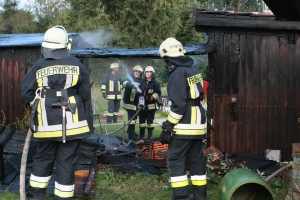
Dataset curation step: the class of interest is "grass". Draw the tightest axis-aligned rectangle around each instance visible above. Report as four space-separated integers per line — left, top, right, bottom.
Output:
1 166 287 200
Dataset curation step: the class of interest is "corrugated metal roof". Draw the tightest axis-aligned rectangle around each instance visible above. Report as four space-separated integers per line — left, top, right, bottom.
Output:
0 33 90 48
69 44 215 58
0 33 215 57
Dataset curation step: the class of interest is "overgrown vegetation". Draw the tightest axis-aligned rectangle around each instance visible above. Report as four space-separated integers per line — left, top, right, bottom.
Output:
7 106 30 131
0 110 6 127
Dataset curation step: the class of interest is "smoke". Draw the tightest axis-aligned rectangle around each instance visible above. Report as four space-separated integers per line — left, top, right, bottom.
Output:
79 29 115 47
119 60 142 93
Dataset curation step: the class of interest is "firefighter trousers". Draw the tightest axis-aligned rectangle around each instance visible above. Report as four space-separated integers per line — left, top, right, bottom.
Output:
138 108 155 125
166 139 207 200
27 139 81 200
107 99 120 123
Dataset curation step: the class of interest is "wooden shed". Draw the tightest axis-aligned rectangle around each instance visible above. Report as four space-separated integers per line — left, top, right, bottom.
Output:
0 33 215 133
192 1 300 161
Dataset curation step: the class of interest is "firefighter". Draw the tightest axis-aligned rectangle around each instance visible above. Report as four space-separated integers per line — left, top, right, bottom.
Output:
122 65 143 140
139 66 161 140
159 37 207 200
21 25 91 200
101 62 123 123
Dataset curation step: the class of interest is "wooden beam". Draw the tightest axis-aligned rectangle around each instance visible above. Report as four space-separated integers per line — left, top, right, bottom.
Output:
98 154 166 167
193 11 300 32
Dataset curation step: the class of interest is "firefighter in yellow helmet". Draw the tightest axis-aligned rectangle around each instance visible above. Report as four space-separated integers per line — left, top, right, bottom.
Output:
21 25 91 200
122 65 143 140
159 37 207 200
101 62 123 123
138 66 161 139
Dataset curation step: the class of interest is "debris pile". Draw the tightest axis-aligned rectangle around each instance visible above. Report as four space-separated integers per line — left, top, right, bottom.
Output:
0 127 104 198
136 140 168 160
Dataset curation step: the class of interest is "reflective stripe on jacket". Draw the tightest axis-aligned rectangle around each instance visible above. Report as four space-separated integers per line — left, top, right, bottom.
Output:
21 56 91 142
101 72 122 100
122 75 140 110
140 78 161 110
167 57 207 139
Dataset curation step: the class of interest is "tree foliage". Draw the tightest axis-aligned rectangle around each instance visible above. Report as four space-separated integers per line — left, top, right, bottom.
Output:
0 0 260 85
0 0 37 33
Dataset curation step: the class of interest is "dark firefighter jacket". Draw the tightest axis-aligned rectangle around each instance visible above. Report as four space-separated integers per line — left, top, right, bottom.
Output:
122 75 141 111
21 56 91 142
167 56 207 139
101 72 122 100
140 77 161 110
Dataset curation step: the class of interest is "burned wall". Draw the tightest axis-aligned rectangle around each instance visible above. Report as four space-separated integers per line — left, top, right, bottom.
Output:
205 32 300 161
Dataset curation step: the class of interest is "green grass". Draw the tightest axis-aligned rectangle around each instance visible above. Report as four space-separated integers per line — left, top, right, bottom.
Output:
93 109 168 139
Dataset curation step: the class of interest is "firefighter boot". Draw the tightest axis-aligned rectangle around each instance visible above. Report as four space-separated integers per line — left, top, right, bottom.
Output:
139 127 145 139
147 127 154 140
127 124 138 140
113 115 118 123
106 116 112 124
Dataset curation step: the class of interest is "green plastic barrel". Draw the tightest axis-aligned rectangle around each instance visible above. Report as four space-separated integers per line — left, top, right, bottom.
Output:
219 168 275 200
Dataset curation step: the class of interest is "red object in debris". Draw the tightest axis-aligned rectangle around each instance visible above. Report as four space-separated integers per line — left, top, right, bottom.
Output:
203 81 209 99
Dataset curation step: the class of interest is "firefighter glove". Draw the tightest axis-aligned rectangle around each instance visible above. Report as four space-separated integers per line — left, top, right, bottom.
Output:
102 93 107 99
162 120 176 134
160 130 171 144
145 95 154 102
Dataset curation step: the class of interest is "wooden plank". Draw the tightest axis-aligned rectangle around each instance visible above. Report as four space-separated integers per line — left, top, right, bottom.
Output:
1 55 8 122
207 32 215 146
278 36 288 161
214 32 225 152
282 36 298 159
98 154 166 167
223 33 231 153
252 35 261 155
84 169 95 196
266 36 278 151
293 36 300 159
267 36 279 152
237 34 247 153
228 33 239 154
7 56 13 123
244 34 255 154
259 35 269 158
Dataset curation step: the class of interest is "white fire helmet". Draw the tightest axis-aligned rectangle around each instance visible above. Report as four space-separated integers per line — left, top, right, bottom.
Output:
42 25 69 49
159 37 185 58
144 66 155 74
110 62 119 69
133 65 143 73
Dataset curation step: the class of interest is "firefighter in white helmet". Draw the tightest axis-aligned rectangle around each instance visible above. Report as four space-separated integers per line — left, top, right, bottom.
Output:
101 62 123 123
138 66 161 139
159 37 207 200
122 65 144 140
21 25 91 200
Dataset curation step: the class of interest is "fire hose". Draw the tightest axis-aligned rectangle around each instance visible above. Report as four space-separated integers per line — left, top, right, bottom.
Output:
105 95 145 136
20 128 32 200
106 107 142 135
